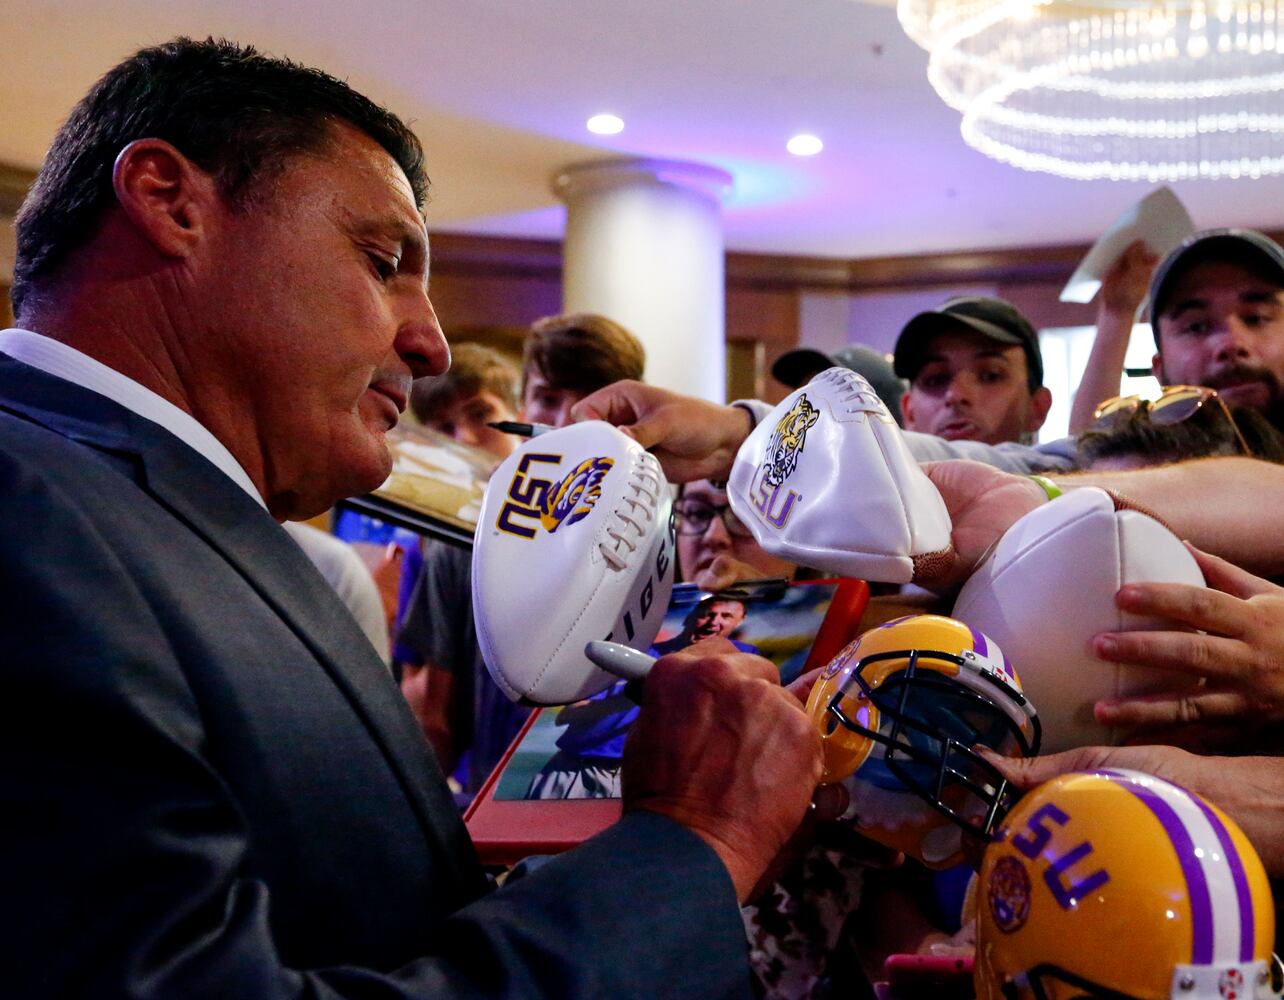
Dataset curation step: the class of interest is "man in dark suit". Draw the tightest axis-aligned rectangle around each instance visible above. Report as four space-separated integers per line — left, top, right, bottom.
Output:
1 38 822 997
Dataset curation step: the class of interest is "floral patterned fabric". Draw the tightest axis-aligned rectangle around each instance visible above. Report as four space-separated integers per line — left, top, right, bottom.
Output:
743 839 872 999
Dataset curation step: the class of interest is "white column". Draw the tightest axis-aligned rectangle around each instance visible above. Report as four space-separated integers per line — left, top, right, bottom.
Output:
554 158 733 403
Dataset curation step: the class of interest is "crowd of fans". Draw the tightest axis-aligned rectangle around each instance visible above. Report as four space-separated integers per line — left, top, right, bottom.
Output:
342 223 1284 996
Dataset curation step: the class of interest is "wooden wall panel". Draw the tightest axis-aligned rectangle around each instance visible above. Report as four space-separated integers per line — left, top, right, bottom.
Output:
429 270 562 337
428 233 563 336
995 280 1097 332
725 284 800 404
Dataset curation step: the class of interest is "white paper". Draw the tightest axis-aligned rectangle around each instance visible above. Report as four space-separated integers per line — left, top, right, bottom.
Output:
1060 187 1195 304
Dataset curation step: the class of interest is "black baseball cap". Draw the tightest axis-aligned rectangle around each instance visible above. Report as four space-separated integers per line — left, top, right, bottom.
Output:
771 343 907 425
1149 228 1284 342
894 296 1044 390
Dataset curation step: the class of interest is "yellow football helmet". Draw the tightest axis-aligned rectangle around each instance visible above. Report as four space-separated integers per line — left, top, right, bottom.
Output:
804 615 1040 868
976 769 1282 1000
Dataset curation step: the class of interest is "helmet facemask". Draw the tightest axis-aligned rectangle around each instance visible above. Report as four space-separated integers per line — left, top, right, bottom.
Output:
825 647 1041 841
807 616 1042 868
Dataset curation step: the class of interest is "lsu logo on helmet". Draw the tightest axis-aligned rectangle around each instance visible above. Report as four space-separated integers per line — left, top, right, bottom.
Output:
540 456 614 533
987 855 1032 934
762 394 819 488
975 769 1282 1000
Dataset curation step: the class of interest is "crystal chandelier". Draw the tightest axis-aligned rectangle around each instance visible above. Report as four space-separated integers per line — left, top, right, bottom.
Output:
897 0 1284 181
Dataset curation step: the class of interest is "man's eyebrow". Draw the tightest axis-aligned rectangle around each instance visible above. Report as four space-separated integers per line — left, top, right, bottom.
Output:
350 214 427 259
1240 289 1283 306
1165 297 1209 321
1167 288 1283 320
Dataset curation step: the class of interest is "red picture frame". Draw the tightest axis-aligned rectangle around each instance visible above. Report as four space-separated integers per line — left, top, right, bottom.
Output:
464 577 871 865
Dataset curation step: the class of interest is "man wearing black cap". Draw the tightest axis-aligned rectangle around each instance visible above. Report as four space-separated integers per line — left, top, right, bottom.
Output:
772 344 908 425
892 296 1053 447
1148 228 1284 429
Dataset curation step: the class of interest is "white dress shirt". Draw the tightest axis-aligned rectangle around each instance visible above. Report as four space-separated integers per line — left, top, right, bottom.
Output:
0 327 266 509
0 327 398 662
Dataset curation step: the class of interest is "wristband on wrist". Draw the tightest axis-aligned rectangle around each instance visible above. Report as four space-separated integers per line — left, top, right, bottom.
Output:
1027 474 1063 502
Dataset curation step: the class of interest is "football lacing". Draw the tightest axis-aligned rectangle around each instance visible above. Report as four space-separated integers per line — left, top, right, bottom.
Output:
831 370 885 415
599 452 663 571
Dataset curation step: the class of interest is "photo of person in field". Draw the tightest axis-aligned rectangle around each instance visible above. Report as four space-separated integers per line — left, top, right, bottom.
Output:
496 583 841 800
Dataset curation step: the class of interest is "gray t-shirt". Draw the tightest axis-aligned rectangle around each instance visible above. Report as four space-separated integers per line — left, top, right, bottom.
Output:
398 542 531 794
733 398 1081 474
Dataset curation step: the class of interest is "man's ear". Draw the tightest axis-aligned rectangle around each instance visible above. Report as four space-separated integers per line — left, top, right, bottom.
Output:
111 139 217 259
899 390 918 431
1151 351 1166 383
1027 385 1053 432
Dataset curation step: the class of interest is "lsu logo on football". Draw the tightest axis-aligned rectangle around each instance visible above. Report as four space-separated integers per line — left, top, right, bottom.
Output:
496 453 614 539
750 393 819 528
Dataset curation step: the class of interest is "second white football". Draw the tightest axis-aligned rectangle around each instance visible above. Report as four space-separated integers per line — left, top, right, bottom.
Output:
951 487 1204 752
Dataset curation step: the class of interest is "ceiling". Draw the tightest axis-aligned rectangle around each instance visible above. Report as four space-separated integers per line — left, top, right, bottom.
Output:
5 0 1284 260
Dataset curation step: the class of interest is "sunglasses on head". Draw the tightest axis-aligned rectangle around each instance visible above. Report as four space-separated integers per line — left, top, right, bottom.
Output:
1091 384 1253 457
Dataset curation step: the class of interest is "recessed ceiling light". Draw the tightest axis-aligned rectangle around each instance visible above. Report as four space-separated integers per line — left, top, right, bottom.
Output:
587 113 624 135
787 133 823 156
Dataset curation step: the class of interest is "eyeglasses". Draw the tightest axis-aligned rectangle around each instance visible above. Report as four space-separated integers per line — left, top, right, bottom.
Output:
673 498 754 538
1091 384 1253 457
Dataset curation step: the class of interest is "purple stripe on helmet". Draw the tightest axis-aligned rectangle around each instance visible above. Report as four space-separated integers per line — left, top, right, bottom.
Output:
1096 770 1213 964
968 626 988 659
1190 795 1254 962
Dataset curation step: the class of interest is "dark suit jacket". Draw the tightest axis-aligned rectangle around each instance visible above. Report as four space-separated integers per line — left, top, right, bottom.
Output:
0 354 750 999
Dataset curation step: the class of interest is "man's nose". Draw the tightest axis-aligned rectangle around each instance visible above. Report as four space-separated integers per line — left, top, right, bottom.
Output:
395 291 451 379
1215 317 1257 361
943 375 972 406
701 513 732 547
453 425 480 447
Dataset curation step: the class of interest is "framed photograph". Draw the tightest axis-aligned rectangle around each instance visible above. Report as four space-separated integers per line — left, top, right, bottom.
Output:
464 577 871 864
337 422 498 547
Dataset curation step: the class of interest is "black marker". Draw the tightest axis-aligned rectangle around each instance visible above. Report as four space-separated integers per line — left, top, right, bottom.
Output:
488 420 557 438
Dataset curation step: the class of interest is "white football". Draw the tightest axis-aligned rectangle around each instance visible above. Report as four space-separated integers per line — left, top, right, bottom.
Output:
472 420 676 706
951 487 1204 752
727 367 952 583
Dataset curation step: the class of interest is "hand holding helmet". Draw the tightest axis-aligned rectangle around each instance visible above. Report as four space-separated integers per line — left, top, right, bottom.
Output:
804 615 1041 869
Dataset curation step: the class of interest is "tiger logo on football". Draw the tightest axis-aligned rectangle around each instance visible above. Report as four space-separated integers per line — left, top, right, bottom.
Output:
540 456 614 533
762 394 820 488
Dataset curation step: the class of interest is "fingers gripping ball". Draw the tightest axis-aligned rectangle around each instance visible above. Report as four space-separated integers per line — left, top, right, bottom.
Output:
804 615 1041 869
727 368 952 584
473 421 676 705
952 487 1204 752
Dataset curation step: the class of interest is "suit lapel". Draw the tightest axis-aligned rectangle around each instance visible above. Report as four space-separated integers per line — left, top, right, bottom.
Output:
0 356 487 899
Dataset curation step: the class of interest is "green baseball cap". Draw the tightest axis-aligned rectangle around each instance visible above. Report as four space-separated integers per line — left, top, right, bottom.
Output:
894 296 1044 390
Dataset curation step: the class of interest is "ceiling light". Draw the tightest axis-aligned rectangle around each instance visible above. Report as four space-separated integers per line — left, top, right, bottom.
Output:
897 0 1284 181
787 134 824 156
586 113 624 136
